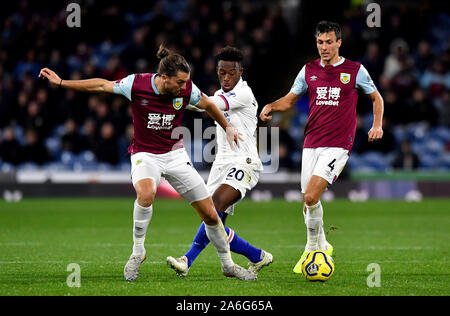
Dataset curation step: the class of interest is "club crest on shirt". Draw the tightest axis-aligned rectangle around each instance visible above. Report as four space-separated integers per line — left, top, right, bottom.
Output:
173 98 183 110
340 73 351 84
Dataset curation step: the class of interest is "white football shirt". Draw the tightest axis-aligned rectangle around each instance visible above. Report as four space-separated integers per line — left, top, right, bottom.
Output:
208 78 262 168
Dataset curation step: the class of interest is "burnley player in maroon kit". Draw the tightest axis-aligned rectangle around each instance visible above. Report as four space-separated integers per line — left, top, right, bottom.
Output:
260 21 384 273
39 46 258 282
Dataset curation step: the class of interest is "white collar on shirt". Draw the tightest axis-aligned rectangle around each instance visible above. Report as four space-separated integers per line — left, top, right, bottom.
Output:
320 57 345 68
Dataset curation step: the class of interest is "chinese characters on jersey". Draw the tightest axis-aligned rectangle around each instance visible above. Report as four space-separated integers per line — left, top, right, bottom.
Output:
316 87 341 106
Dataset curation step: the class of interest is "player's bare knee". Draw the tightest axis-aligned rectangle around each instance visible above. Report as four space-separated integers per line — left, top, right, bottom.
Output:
136 189 155 208
303 193 319 207
203 213 219 226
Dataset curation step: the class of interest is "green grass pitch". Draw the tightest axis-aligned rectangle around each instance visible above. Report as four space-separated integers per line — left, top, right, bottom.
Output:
0 198 449 296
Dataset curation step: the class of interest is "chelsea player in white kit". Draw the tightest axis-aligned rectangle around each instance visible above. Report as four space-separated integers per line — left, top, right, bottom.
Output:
167 47 273 277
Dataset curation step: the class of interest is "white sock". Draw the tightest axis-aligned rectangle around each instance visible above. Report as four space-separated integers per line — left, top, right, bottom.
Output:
318 220 329 251
204 221 234 269
132 201 153 256
305 201 323 251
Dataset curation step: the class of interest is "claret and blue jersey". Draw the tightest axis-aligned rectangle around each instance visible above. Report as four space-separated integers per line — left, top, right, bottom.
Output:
290 57 377 152
112 73 202 155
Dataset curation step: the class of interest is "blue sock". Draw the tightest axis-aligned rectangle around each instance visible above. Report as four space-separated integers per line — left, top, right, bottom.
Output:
228 229 263 264
185 221 210 268
184 211 263 267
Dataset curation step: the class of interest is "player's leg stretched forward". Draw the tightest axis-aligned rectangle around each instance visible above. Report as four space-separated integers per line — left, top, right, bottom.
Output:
293 175 333 274
167 184 273 278
190 196 257 281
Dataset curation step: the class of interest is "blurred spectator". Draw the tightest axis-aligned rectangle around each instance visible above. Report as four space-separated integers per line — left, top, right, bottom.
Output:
61 119 84 154
360 42 384 86
393 140 420 170
92 99 113 129
21 128 50 165
0 127 22 165
382 90 402 125
23 100 48 138
414 40 435 75
101 55 128 81
120 27 151 71
13 91 30 127
420 60 450 97
118 123 134 162
93 122 119 165
14 49 41 80
381 38 414 81
80 118 97 152
390 59 418 99
433 90 450 127
407 88 438 125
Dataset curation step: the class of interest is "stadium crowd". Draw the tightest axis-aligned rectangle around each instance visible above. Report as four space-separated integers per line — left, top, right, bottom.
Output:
0 0 449 172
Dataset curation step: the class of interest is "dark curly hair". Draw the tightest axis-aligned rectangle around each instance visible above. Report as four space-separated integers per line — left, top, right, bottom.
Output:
215 46 243 66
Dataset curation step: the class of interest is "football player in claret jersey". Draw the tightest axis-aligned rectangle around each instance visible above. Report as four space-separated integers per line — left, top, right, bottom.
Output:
39 45 258 282
167 47 273 278
260 21 384 273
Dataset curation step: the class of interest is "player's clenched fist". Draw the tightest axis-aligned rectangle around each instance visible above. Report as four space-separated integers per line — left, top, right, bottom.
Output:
39 68 62 86
367 125 383 142
259 104 273 122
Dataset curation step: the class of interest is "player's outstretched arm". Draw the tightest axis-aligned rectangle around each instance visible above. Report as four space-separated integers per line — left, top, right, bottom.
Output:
39 67 115 94
259 92 301 122
196 93 242 149
367 90 384 142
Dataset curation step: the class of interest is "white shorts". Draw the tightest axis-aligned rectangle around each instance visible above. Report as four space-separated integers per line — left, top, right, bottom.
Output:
301 147 349 194
206 159 260 215
130 148 209 204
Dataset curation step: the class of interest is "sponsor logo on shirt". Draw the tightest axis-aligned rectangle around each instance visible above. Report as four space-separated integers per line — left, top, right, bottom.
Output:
147 113 176 130
316 87 341 106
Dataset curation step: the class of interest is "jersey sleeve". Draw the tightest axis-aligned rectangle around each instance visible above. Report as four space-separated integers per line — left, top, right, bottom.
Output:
209 88 253 111
290 65 308 95
113 74 135 101
189 82 202 106
356 65 377 94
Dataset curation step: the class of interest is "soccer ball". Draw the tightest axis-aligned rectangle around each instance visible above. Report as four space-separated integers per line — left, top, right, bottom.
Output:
301 250 335 282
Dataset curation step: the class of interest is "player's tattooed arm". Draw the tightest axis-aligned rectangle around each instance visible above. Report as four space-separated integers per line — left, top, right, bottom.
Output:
259 92 301 122
39 67 115 94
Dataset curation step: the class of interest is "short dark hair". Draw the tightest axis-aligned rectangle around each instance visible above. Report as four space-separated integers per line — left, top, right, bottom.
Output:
315 21 342 40
215 46 243 66
156 45 190 77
